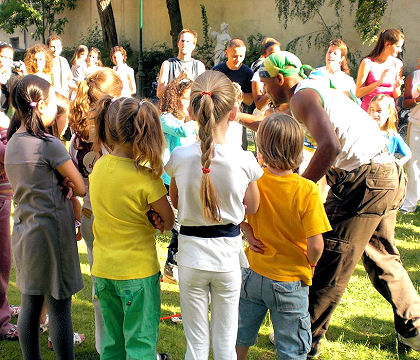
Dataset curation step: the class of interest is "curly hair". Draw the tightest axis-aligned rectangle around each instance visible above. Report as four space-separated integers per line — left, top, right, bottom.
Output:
24 44 53 75
110 46 127 65
159 75 193 118
69 68 122 142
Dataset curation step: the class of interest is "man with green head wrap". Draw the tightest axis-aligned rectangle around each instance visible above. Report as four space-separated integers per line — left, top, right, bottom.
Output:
237 51 420 357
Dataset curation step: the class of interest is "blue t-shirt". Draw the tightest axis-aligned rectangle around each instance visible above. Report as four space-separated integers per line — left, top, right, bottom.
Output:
212 62 253 94
385 131 410 156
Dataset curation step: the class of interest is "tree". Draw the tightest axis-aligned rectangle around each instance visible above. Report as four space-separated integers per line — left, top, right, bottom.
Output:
165 0 183 56
274 0 389 74
96 0 118 49
0 0 78 44
275 0 388 45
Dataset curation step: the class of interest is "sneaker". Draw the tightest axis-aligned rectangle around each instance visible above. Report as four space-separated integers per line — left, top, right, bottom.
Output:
307 340 321 358
157 354 170 360
162 262 178 284
9 305 21 317
0 324 18 341
48 332 85 350
40 314 49 333
398 332 420 352
268 332 275 345
171 315 182 324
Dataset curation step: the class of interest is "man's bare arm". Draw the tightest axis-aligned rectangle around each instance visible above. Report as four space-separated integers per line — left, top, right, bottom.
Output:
290 89 340 182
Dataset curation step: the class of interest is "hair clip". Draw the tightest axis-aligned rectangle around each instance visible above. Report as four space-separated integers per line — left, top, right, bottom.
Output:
201 91 212 97
29 102 37 108
202 167 211 174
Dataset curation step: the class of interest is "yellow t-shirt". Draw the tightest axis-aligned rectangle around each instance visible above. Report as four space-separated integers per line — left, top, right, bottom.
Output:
90 154 167 280
246 168 332 285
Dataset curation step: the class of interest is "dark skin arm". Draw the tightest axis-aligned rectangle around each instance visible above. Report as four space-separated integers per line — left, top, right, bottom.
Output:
290 89 341 183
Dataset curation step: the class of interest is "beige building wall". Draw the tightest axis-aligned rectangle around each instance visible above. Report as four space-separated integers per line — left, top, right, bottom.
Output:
1 0 419 72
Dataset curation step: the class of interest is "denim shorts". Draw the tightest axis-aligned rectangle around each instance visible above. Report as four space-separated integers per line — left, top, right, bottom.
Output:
236 268 311 360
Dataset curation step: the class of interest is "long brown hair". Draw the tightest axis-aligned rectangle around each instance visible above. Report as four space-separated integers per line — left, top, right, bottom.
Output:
189 70 236 223
69 68 122 142
367 28 404 59
71 45 88 66
115 98 165 177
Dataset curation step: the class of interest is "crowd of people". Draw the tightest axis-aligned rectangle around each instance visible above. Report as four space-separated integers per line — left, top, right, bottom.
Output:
0 25 419 360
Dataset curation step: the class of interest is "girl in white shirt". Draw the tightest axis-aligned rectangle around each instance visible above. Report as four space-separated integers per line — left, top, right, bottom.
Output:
165 70 263 360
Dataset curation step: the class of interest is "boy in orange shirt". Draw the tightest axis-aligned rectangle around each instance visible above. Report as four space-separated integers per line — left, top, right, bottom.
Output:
236 113 331 360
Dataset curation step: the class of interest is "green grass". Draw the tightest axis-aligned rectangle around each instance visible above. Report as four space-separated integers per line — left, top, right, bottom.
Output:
1 212 420 359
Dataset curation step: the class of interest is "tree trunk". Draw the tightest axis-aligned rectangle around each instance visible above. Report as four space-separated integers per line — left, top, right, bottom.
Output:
96 0 118 48
165 0 183 56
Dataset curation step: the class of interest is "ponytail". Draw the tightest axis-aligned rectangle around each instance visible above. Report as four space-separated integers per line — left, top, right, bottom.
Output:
8 75 51 141
190 70 236 223
69 79 91 142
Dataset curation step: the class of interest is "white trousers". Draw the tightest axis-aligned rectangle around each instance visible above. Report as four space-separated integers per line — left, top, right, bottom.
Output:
402 122 420 212
178 265 242 360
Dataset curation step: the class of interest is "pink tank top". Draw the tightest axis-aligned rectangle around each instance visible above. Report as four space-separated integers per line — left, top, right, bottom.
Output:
361 56 402 111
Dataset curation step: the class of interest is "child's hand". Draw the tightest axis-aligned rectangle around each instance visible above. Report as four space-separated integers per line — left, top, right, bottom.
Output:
59 176 75 199
241 221 265 254
147 208 164 233
247 233 265 254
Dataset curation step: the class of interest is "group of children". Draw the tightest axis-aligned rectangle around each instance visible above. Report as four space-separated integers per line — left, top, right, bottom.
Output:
1 32 416 360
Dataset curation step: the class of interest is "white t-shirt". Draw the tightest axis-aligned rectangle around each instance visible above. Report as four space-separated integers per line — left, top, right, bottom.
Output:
113 63 135 97
294 79 393 171
165 141 263 271
225 121 243 147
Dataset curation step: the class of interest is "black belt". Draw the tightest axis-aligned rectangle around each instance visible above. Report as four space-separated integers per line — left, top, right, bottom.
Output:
180 223 240 238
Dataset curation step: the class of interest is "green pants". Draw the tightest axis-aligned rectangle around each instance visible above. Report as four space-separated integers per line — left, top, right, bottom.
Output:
94 273 161 360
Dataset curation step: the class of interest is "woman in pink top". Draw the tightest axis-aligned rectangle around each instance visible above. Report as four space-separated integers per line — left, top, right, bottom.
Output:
356 28 405 111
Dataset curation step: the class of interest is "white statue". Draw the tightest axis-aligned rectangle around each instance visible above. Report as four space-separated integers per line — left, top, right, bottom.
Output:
210 22 231 66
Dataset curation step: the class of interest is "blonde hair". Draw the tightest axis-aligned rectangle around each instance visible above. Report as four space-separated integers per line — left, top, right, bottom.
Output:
115 98 165 177
177 29 198 45
368 94 398 132
190 70 236 223
69 68 123 142
257 113 304 170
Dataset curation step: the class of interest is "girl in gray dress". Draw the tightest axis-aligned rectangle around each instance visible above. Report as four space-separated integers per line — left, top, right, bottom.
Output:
5 75 85 359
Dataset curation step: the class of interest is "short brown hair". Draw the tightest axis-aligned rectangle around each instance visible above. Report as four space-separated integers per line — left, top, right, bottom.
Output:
47 35 62 46
227 38 246 49
261 37 281 55
257 113 304 170
177 29 198 45
110 45 127 64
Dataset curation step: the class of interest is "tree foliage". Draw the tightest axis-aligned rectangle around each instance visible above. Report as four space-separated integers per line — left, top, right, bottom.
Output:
0 0 78 44
274 0 388 44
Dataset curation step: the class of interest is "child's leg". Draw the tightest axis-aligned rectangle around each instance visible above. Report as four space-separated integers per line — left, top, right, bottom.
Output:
94 277 125 359
209 268 242 360
178 265 211 360
236 269 269 360
81 211 102 353
46 295 74 359
121 273 161 359
0 199 13 336
17 294 44 359
268 279 311 360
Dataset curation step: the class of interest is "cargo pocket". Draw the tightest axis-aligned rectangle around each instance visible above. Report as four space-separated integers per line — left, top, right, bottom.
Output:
314 238 350 288
358 177 396 216
298 314 311 354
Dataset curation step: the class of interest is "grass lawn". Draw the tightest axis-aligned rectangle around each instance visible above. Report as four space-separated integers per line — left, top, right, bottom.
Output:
1 212 419 359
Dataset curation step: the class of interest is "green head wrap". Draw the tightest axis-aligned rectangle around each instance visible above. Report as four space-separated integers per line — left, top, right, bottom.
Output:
259 51 313 79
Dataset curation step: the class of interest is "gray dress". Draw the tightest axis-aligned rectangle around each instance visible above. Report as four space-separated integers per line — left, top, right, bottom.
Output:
5 132 83 299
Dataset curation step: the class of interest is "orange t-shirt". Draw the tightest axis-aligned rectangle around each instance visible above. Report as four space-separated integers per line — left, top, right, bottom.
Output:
246 169 332 285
